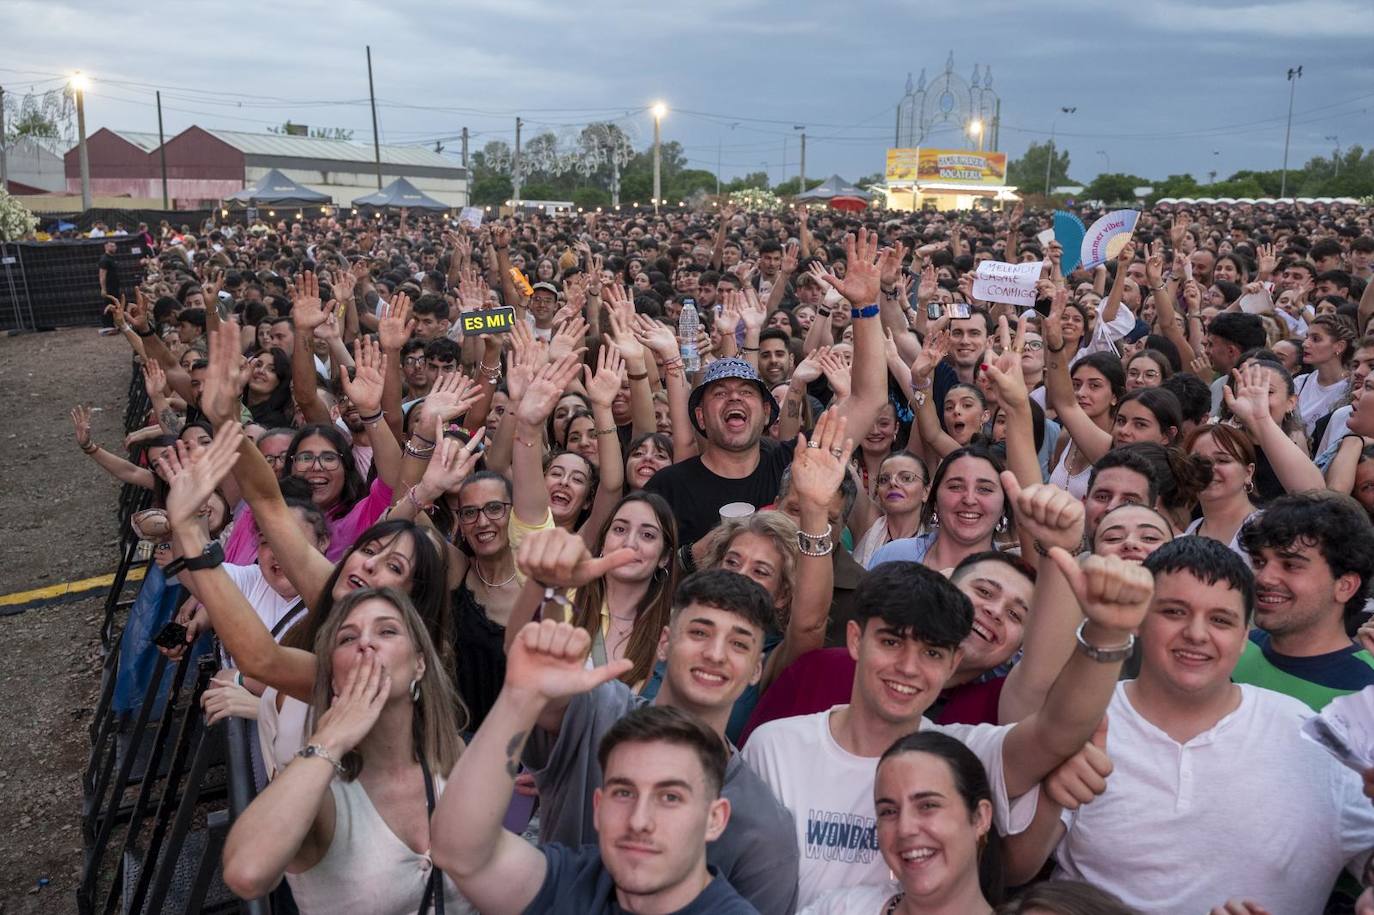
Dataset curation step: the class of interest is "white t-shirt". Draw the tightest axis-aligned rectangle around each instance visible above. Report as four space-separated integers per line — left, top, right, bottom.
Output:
742 706 1038 910
1295 371 1349 437
799 880 899 915
222 562 300 636
1053 682 1374 915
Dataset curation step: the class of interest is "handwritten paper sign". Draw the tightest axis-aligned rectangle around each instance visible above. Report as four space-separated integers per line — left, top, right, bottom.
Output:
460 306 517 335
1081 210 1139 270
972 260 1043 307
458 207 484 228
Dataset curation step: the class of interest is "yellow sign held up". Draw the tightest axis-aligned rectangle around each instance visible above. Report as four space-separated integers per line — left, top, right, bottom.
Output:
461 306 518 336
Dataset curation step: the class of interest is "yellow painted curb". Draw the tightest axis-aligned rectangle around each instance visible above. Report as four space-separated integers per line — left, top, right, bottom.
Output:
0 565 147 609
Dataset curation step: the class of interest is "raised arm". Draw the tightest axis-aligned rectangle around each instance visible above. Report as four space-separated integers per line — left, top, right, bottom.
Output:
289 272 334 426
376 292 415 443
162 424 319 701
760 413 848 689
1099 240 1134 329
1043 287 1113 462
1224 364 1325 492
709 206 734 271
984 349 1042 488
432 620 631 915
338 336 403 490
200 320 338 607
603 295 656 437
909 332 961 459
815 228 890 438
1326 434 1368 495
71 404 156 489
1001 549 1153 798
511 351 585 525
1149 252 1196 366
632 315 698 462
996 474 1086 723
580 345 627 543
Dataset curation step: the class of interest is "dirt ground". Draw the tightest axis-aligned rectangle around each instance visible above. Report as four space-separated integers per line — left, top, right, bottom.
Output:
0 328 137 913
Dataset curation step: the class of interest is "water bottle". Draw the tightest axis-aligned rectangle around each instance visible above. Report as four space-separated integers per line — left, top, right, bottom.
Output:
678 301 700 373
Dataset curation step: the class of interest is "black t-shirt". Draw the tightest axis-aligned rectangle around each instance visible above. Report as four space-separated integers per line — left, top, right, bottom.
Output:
98 253 121 297
524 845 759 914
645 436 796 545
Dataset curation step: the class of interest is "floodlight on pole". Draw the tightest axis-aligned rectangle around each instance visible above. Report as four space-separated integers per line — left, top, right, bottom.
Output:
71 71 92 211
652 102 668 213
968 118 984 152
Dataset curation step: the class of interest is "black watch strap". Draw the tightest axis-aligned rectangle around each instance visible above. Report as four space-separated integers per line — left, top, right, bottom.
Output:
133 325 156 338
182 540 225 572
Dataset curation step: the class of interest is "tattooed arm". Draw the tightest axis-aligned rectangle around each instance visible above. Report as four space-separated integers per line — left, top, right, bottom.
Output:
431 621 630 915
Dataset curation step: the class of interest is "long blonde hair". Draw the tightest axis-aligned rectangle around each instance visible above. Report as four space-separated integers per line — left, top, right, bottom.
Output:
308 587 466 781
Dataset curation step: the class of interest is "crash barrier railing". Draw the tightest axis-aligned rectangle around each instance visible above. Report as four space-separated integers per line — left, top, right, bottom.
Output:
81 359 266 915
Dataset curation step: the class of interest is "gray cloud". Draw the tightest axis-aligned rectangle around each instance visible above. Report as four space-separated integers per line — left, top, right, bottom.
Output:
5 0 1370 188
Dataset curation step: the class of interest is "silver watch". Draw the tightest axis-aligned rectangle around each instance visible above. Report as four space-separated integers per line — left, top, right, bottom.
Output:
1074 620 1135 663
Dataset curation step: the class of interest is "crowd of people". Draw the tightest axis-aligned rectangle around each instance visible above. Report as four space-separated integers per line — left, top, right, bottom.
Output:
73 196 1374 914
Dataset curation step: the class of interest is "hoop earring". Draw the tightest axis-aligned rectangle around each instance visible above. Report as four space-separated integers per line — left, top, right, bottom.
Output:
1245 479 1255 494
929 509 939 527
409 677 421 703
653 564 667 582
995 515 1008 534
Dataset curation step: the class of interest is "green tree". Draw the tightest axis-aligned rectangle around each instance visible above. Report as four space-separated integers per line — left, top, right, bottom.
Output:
772 177 828 197
1151 173 1203 200
1007 141 1073 193
725 171 770 193
1085 172 1149 205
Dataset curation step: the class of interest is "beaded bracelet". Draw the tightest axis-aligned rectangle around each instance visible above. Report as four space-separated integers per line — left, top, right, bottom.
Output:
850 304 880 320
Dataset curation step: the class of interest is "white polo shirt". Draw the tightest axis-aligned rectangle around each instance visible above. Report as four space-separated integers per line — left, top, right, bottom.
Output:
1054 682 1374 915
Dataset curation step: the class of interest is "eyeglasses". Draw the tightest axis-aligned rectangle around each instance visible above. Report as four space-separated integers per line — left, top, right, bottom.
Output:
1128 369 1162 381
1023 340 1044 351
458 501 512 524
262 453 288 466
403 355 427 368
877 471 924 487
293 451 342 470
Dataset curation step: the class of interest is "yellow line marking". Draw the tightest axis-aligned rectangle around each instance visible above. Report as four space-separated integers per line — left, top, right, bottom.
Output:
0 565 147 608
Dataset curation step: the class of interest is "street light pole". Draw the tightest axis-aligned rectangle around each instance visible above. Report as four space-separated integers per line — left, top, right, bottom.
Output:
1280 66 1302 199
72 72 92 211
652 102 666 213
1045 106 1075 197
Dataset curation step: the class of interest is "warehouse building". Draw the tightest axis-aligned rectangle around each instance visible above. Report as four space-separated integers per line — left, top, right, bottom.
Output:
60 126 467 208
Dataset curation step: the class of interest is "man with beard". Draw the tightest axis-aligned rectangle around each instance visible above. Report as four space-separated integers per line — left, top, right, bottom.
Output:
647 229 891 546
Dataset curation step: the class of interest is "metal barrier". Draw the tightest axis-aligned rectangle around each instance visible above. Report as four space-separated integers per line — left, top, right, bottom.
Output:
1 236 148 331
80 360 264 914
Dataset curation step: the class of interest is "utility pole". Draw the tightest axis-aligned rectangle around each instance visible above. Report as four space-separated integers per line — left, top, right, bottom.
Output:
366 45 383 189
73 73 92 211
513 117 523 207
460 126 469 170
716 138 722 197
1325 134 1340 177
1280 65 1302 199
796 127 806 193
156 90 169 209
1045 106 1075 196
0 85 7 192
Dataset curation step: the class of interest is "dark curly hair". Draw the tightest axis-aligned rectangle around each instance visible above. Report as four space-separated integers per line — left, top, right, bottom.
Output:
1239 492 1374 631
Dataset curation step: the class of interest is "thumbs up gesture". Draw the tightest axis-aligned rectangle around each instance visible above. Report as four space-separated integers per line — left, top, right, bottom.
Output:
1044 716 1112 810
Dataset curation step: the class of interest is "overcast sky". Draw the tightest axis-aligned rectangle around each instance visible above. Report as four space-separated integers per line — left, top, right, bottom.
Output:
5 0 1372 188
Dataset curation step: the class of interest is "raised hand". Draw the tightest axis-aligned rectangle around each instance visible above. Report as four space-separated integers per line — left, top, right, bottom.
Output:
421 371 482 426
1182 279 1202 312
1189 353 1215 383
339 336 387 416
1000 471 1085 554
514 351 585 426
292 271 329 332
1256 243 1278 277
740 286 767 333
143 358 168 400
780 240 800 275
880 240 909 290
202 321 253 426
917 264 938 302
70 405 94 449
792 346 828 385
549 314 589 364
377 292 415 352
1145 252 1165 288
416 417 486 502
818 349 852 399
333 264 357 305
1047 548 1155 640
605 302 646 369
1222 363 1273 428
584 344 626 408
504 619 633 702
515 528 636 591
790 410 853 506
310 653 390 759
1044 717 1111 810
911 330 950 384
506 322 547 401
201 678 260 726
983 347 1029 406
1115 239 1137 266
159 422 243 531
817 229 883 307
1042 286 1068 352
715 292 743 336
631 314 679 362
